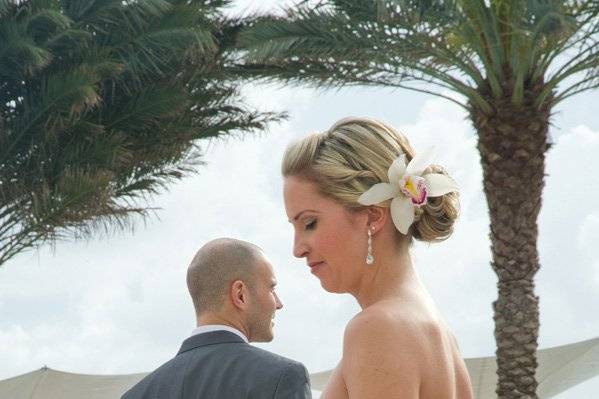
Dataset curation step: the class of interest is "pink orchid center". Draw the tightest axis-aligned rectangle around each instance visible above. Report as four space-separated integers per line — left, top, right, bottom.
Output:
399 175 428 207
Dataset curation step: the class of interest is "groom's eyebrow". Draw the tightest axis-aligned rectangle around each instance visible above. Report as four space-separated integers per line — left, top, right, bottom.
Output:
289 209 319 223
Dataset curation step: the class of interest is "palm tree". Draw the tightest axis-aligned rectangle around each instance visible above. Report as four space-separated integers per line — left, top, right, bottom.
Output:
0 0 282 267
238 1 599 397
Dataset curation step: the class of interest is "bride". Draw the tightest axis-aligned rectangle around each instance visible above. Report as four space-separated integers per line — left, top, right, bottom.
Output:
283 117 474 398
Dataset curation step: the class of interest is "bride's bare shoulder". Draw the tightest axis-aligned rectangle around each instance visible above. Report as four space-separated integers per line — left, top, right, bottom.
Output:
339 305 424 397
345 309 404 348
346 300 437 337
343 301 445 363
341 303 473 399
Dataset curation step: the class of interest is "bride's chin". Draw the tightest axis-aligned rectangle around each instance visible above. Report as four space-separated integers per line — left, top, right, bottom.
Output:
318 279 331 292
320 280 342 294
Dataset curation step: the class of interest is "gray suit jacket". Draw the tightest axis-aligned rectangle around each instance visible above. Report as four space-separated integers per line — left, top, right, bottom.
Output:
121 331 312 399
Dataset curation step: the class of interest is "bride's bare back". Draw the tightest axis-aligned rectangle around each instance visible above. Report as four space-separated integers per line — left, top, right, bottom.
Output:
320 298 473 399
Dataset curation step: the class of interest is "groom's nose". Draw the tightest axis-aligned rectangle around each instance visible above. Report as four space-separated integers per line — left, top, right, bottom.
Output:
274 292 283 310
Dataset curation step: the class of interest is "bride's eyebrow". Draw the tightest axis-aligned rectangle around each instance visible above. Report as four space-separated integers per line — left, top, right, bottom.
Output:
288 209 319 223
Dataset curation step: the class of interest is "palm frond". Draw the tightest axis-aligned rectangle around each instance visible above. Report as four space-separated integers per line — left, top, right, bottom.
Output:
0 0 284 267
238 0 599 113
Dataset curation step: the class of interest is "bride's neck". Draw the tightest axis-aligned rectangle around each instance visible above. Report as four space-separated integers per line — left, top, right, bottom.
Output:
353 242 425 309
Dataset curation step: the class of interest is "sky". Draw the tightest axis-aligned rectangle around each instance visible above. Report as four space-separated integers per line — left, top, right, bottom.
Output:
1 1 599 398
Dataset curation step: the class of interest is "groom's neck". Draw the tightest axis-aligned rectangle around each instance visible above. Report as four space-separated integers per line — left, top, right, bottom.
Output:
197 313 249 339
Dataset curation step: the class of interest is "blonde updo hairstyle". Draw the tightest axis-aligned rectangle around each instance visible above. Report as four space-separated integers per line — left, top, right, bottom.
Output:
282 117 459 243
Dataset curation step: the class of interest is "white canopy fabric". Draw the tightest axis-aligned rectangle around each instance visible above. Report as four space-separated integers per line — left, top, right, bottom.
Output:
2 336 598 399
0 367 147 399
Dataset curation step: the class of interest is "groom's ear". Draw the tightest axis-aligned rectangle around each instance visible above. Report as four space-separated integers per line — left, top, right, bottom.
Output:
230 279 249 310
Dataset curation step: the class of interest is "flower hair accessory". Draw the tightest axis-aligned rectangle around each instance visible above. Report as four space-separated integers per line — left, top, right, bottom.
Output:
357 147 459 235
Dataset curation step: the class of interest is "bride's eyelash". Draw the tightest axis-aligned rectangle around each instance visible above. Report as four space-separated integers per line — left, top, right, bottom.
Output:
305 220 317 230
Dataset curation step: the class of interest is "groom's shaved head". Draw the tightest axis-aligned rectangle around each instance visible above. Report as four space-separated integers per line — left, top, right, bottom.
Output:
187 238 263 315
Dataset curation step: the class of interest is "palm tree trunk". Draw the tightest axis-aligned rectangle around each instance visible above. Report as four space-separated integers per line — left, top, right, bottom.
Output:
471 89 551 398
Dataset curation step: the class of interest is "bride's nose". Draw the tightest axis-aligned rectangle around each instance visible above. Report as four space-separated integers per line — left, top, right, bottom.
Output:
293 234 309 258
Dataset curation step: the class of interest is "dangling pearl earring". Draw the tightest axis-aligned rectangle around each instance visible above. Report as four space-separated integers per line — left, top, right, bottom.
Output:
366 228 374 265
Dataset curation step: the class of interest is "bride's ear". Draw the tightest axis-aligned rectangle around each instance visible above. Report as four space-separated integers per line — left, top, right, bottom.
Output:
365 206 388 234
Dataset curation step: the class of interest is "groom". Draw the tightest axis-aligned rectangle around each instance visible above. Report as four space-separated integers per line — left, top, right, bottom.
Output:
122 238 312 399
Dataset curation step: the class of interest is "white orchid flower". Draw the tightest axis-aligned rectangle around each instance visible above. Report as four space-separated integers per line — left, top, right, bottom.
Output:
357 147 459 235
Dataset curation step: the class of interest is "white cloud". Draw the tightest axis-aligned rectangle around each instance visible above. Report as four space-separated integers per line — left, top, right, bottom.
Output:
225 0 299 17
578 213 599 251
537 123 599 352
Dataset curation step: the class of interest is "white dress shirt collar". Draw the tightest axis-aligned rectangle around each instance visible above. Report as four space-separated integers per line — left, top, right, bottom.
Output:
191 324 249 343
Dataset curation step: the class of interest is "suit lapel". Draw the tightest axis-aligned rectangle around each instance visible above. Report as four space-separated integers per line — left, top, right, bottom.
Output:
177 331 246 355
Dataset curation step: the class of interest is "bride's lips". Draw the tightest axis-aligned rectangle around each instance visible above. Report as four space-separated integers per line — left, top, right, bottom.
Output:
309 261 325 275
